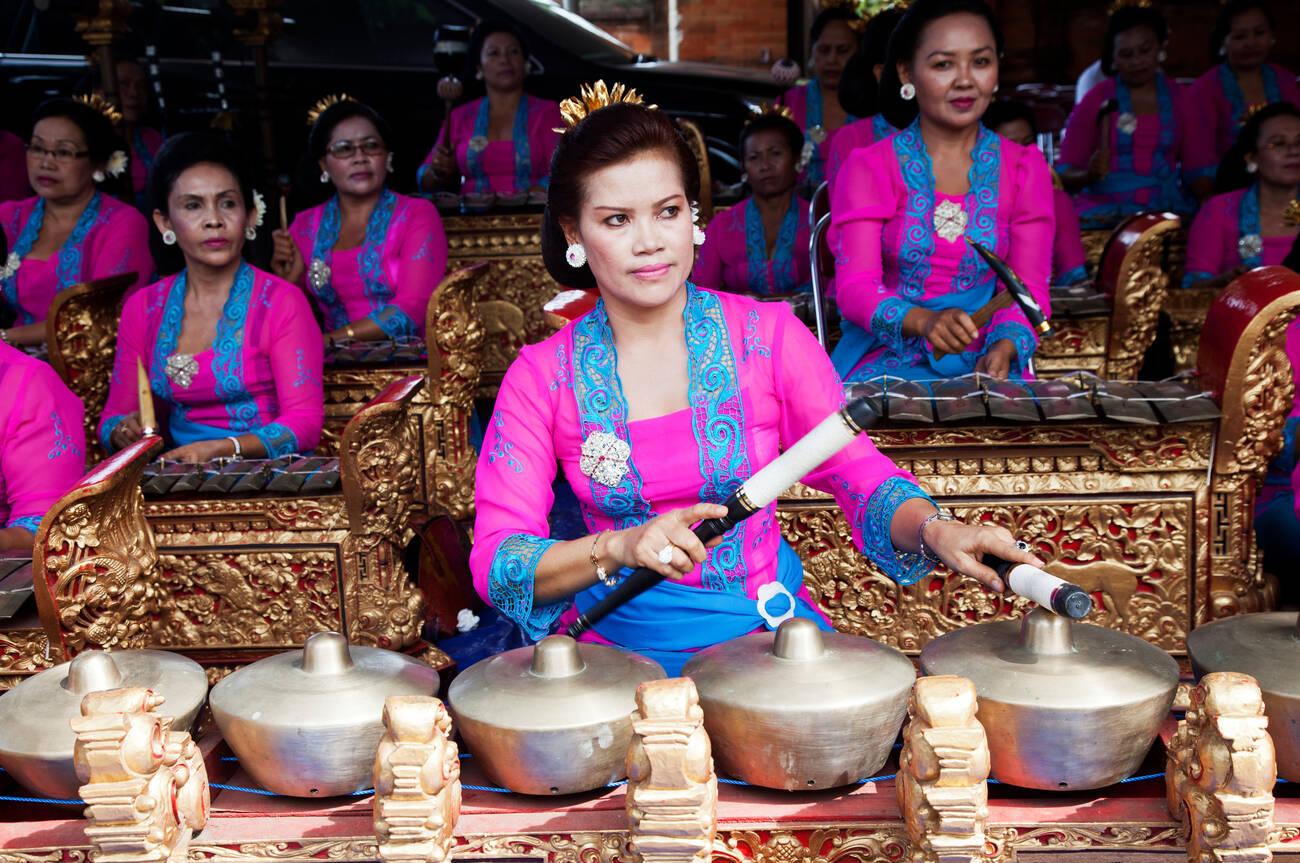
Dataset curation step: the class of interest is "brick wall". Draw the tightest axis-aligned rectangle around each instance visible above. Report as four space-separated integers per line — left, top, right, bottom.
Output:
677 0 786 68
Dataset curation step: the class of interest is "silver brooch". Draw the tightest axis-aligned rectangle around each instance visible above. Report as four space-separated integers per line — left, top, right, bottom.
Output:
308 258 331 292
1116 112 1138 135
165 353 198 389
580 431 631 489
933 199 968 243
0 252 19 281
468 135 489 152
808 124 827 145
1238 234 1263 260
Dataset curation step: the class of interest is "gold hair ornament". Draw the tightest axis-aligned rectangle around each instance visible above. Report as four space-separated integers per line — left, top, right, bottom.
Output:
556 81 656 133
1283 200 1300 228
306 93 354 127
746 103 796 125
1241 102 1270 124
860 0 911 18
75 93 123 127
1109 0 1154 14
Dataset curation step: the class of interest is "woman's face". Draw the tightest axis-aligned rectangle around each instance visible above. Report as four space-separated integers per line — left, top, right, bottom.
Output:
900 13 999 132
563 151 694 313
321 115 387 198
743 128 799 198
116 60 150 124
479 31 526 92
993 118 1034 147
1252 114 1300 188
812 20 859 91
154 162 248 271
1111 25 1162 87
1224 8 1273 70
27 116 97 203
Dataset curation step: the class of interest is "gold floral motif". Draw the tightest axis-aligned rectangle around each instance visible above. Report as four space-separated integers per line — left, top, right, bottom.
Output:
444 212 544 257
0 629 54 681
715 828 910 863
45 272 135 463
1035 316 1108 378
784 497 1193 651
1167 287 1219 373
1080 229 1110 272
1108 216 1178 380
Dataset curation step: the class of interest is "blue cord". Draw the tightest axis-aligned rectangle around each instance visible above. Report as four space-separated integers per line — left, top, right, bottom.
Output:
210 782 373 798
0 794 83 805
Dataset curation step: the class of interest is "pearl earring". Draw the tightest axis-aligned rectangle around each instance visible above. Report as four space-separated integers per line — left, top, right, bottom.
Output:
162 230 177 246
245 226 258 241
690 201 706 246
1158 50 1167 63
320 170 329 183
900 83 916 101
565 242 587 268
1247 160 1258 174
92 170 106 183
386 153 394 172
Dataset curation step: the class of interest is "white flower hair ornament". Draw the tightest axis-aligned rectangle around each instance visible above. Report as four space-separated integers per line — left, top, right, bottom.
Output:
691 202 706 246
245 189 267 241
797 139 815 174
106 150 128 178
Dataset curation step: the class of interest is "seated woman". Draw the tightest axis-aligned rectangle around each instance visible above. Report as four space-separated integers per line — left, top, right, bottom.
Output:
418 21 562 196
0 338 84 551
826 7 905 187
780 7 861 192
693 112 810 296
1186 1 1299 200
1057 5 1202 228
471 90 1039 675
0 97 152 347
100 133 324 462
983 100 1090 286
1183 102 1300 290
272 97 448 340
831 0 1054 383
116 58 166 211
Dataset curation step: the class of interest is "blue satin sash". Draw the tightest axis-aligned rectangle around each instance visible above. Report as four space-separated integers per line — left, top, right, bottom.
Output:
572 539 830 677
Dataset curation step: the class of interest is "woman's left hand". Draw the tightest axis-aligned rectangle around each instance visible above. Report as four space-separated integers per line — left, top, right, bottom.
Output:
920 518 1045 592
975 339 1017 380
162 438 236 464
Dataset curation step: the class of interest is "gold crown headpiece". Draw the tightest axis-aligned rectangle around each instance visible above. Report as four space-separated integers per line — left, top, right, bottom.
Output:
860 0 911 20
1241 102 1270 124
1283 199 1300 228
76 93 122 126
745 103 796 125
306 93 355 127
1109 0 1154 14
556 81 656 133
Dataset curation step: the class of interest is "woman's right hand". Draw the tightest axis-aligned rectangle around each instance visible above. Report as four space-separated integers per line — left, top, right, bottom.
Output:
430 145 456 179
918 307 979 355
111 412 145 450
606 503 729 580
271 229 304 285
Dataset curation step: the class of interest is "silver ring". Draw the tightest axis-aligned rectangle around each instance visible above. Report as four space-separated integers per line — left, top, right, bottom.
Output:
657 544 675 565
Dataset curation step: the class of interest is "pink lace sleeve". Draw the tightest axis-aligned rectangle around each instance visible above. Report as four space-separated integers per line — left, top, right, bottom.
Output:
1057 86 1104 173
829 145 900 329
89 205 153 293
385 199 447 335
255 282 325 455
989 145 1055 357
98 289 151 452
1 362 85 531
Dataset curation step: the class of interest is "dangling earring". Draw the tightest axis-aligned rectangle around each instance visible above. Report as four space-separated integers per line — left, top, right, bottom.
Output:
993 84 1000 94
900 83 916 101
92 169 106 183
1247 160 1258 174
565 242 587 268
740 172 749 185
386 153 395 172
245 226 258 241
476 69 484 81
1158 50 1167 63
320 170 329 184
162 230 177 246
690 202 706 246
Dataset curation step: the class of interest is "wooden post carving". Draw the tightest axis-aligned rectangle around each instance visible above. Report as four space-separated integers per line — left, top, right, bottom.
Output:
71 686 209 863
373 695 462 863
1167 672 1276 863
898 676 990 863
625 678 717 863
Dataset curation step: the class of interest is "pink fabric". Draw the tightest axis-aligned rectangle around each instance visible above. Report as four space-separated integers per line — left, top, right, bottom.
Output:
1184 188 1295 280
0 340 85 531
422 96 562 194
129 127 164 201
1289 319 1300 519
0 131 31 203
0 194 152 325
1058 76 1198 216
692 195 811 295
831 133 1055 349
99 266 324 452
287 194 448 335
471 290 919 623
826 116 893 187
1052 186 1088 280
778 84 849 187
1185 63 1300 174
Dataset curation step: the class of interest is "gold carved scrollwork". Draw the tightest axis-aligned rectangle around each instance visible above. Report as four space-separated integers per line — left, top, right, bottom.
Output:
33 437 161 661
1035 316 1109 379
1168 287 1219 373
714 828 910 863
1167 672 1276 863
45 272 135 464
426 266 488 521
1080 229 1110 273
785 497 1192 652
1108 216 1178 380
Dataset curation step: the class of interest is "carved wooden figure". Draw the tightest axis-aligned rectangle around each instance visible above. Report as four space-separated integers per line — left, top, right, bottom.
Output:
373 695 462 863
71 686 209 863
1167 672 1276 863
898 675 990 863
625 677 717 863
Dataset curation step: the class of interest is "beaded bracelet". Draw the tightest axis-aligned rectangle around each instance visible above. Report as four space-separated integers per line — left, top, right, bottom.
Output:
917 510 955 563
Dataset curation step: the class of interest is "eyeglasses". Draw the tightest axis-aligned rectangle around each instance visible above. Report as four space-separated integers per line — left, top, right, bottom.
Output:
25 143 89 163
1261 137 1300 153
327 138 386 160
